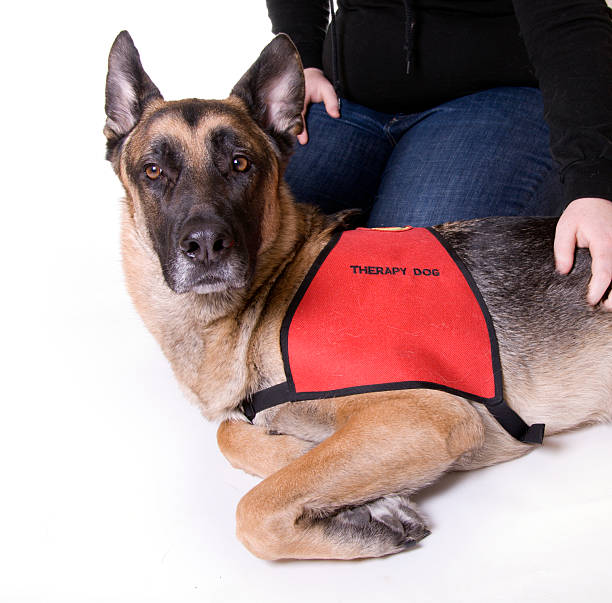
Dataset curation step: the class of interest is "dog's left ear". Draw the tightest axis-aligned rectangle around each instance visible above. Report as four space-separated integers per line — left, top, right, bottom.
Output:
231 34 305 154
104 31 163 165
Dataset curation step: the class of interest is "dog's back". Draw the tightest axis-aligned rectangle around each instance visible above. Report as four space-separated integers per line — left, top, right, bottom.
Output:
436 217 611 461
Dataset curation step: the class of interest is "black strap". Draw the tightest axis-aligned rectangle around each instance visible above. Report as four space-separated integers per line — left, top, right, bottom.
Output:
485 399 545 444
242 382 294 422
242 382 544 445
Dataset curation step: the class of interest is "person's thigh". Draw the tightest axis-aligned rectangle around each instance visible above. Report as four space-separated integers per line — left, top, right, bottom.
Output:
285 99 393 214
367 87 564 227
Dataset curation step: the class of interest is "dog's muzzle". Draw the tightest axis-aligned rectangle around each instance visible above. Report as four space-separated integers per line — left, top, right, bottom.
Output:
165 215 248 294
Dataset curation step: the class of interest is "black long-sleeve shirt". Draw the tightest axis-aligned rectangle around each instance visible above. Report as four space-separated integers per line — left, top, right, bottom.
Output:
266 0 612 206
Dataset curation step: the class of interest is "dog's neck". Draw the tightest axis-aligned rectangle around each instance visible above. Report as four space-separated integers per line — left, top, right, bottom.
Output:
122 184 344 421
242 188 341 313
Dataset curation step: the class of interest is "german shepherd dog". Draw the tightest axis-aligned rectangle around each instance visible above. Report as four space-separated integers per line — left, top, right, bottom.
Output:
104 31 612 560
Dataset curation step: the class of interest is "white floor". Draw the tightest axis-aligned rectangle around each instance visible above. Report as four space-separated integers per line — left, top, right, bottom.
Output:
1 3 611 602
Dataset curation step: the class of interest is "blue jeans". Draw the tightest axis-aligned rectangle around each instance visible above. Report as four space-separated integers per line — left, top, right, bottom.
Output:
284 87 564 227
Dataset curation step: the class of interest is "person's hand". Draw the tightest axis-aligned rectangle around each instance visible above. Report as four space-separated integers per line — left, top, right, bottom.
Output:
554 197 612 310
298 67 340 145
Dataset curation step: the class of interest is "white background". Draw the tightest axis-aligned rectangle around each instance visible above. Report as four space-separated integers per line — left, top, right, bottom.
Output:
1 1 611 602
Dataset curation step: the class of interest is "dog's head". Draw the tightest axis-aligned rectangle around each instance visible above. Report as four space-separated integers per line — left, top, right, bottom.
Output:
104 31 304 295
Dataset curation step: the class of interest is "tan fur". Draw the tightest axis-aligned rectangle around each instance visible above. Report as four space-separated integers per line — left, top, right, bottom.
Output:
217 420 314 478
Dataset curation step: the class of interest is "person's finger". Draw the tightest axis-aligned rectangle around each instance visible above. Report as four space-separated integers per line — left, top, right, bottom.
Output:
586 246 612 307
297 111 308 145
554 219 578 274
321 84 340 118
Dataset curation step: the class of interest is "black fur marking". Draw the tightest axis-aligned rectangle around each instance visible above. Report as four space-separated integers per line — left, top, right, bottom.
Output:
208 127 244 155
105 137 124 163
433 217 605 350
125 136 183 187
208 127 250 178
179 100 207 128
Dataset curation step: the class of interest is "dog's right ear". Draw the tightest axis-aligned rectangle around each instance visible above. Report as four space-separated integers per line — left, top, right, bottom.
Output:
104 31 162 165
230 34 305 156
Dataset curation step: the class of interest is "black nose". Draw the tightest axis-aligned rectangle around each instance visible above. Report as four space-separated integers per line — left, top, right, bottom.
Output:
178 222 235 264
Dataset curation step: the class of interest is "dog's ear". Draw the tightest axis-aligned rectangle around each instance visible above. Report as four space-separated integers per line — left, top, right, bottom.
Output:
230 34 305 154
104 31 162 164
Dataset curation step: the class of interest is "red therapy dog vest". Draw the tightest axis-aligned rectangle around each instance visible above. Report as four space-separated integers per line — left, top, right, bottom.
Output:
243 227 544 444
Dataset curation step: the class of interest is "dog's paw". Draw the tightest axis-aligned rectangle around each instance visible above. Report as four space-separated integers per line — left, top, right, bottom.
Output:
322 495 430 557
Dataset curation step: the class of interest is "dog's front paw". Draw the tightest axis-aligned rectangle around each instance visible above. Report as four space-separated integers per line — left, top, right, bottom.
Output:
364 496 431 548
324 494 430 557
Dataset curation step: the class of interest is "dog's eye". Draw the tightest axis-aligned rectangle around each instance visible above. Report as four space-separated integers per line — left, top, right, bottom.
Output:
232 156 251 173
144 164 163 180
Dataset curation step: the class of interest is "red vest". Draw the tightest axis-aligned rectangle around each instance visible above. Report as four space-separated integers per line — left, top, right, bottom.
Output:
243 227 544 444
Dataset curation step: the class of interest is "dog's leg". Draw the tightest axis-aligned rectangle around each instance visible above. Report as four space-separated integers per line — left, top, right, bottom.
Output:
217 420 313 478
235 390 484 560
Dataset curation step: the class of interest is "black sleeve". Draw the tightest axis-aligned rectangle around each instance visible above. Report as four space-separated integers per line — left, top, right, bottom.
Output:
266 0 330 70
512 0 612 206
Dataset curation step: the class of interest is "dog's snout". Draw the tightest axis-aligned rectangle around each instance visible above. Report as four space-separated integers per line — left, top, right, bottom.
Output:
178 222 235 264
